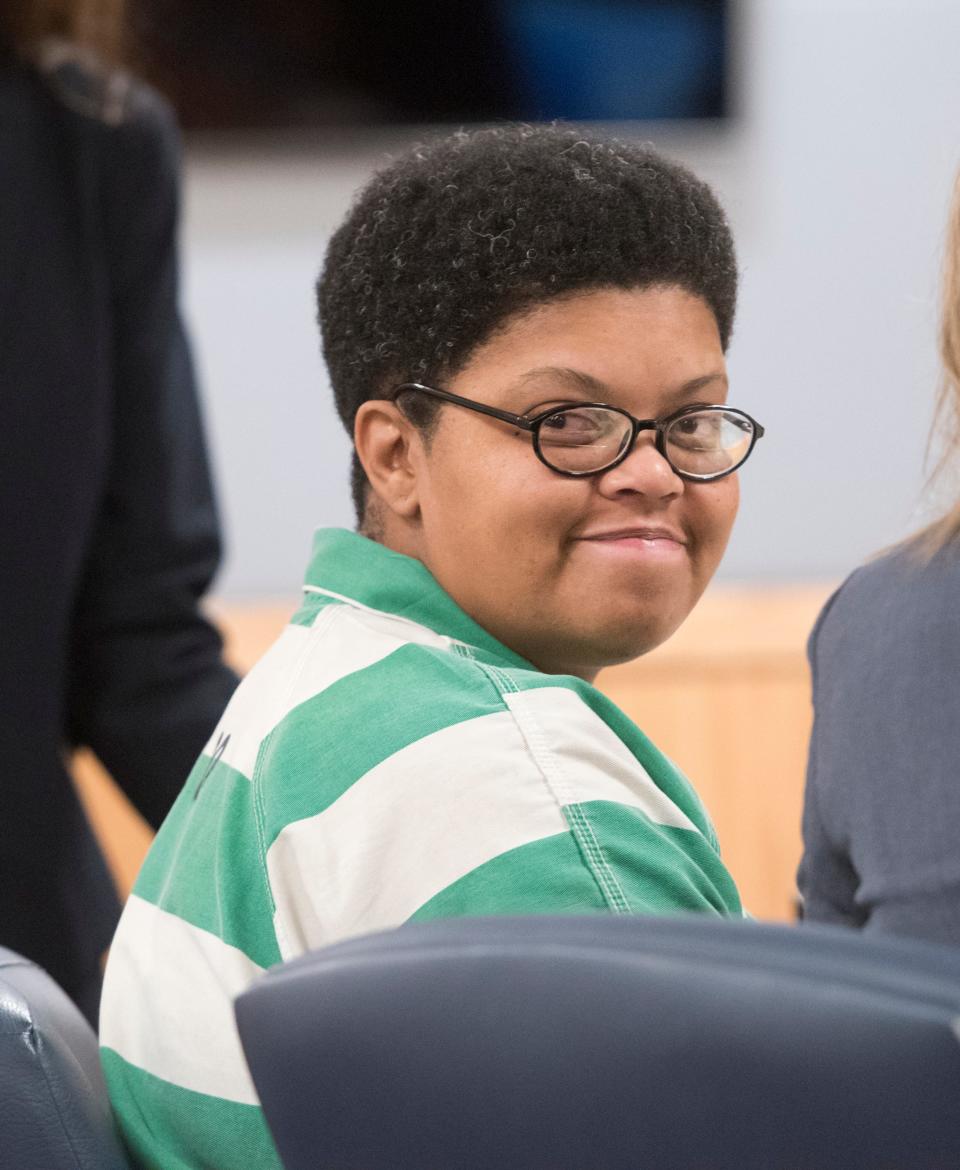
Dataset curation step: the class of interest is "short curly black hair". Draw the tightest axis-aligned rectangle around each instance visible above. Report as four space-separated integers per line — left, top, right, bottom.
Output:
317 123 738 519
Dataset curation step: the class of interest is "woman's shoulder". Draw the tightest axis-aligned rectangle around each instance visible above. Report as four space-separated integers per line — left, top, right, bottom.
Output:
831 536 960 605
812 537 960 659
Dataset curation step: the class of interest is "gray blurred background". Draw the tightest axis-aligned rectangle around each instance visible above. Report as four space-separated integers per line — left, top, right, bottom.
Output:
171 0 960 597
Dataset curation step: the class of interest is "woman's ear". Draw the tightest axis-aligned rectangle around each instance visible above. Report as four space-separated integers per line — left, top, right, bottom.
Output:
354 400 422 521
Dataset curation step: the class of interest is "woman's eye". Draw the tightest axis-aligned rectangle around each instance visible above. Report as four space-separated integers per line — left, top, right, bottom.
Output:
541 410 602 444
670 414 721 448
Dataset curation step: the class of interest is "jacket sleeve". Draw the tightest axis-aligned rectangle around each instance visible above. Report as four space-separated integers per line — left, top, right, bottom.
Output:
796 588 865 927
66 81 239 828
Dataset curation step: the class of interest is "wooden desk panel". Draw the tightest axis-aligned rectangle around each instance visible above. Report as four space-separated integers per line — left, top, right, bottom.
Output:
73 584 833 921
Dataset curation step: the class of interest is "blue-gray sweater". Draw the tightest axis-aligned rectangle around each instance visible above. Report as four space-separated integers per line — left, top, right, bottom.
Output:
799 540 960 945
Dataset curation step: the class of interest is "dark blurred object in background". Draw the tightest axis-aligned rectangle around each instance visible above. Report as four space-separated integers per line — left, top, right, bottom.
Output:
130 0 728 131
0 0 128 66
0 0 238 1024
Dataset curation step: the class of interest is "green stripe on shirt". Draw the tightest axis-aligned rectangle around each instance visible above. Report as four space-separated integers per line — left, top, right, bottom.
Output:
256 642 506 846
134 756 282 970
101 1049 282 1170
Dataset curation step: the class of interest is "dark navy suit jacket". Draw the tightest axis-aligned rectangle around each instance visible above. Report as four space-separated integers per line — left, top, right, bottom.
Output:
0 50 238 1010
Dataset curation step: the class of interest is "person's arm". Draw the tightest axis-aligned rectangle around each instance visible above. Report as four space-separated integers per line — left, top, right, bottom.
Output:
66 80 238 828
797 591 865 927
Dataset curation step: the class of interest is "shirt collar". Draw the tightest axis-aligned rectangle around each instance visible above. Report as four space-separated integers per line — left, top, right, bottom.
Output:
303 528 535 671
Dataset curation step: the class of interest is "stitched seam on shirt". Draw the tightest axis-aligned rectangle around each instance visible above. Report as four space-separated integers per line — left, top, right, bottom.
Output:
251 732 277 912
252 727 295 959
564 802 631 911
477 664 631 913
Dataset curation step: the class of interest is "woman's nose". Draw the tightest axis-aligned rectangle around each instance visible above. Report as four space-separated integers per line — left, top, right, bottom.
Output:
595 433 683 499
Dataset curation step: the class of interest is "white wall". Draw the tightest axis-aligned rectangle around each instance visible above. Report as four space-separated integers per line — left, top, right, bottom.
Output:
180 0 960 598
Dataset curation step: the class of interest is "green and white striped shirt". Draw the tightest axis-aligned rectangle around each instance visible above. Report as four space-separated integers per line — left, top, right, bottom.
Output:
101 527 741 1170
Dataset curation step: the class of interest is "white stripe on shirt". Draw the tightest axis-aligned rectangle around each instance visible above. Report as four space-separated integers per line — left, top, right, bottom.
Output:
100 895 263 1105
266 709 569 956
504 687 696 832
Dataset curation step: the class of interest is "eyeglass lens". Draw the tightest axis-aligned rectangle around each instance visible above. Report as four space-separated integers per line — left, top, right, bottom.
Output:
536 407 755 478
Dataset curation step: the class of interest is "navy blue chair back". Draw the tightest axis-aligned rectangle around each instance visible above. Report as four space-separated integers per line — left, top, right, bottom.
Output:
236 916 960 1170
0 947 132 1170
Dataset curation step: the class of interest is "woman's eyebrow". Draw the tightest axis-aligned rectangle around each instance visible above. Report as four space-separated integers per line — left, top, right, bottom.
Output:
667 371 729 402
514 367 611 398
514 366 728 404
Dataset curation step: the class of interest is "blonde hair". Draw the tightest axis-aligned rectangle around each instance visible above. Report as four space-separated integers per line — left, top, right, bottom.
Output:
910 171 960 560
2 0 127 67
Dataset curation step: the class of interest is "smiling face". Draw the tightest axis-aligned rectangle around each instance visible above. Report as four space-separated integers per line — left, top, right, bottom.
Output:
368 285 740 680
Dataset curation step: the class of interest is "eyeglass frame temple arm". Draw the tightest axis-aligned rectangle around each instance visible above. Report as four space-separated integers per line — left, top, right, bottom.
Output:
392 382 537 430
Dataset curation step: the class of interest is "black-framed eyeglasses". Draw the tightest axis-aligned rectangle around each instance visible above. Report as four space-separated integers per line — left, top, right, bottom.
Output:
391 382 765 481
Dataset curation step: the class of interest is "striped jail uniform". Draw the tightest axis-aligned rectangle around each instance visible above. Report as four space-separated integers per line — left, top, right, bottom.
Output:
100 527 742 1170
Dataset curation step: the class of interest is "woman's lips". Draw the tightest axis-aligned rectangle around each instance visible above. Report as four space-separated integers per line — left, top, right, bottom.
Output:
576 528 688 558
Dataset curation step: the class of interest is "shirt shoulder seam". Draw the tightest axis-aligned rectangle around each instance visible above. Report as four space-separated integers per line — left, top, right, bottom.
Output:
474 663 632 914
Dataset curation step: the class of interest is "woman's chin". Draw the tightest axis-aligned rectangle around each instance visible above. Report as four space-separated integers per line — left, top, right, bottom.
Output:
602 597 694 657
528 609 690 680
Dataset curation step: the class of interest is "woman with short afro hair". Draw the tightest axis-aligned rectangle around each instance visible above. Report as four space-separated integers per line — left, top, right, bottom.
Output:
101 123 764 1170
